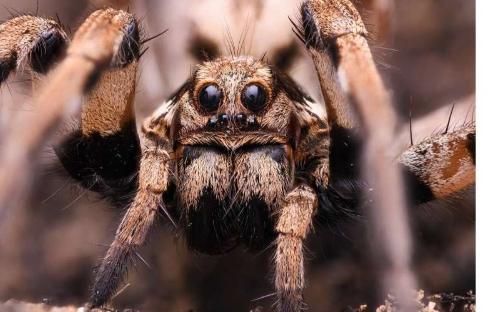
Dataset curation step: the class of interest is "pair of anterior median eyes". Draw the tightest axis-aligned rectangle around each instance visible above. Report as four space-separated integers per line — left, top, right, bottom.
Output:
198 83 268 113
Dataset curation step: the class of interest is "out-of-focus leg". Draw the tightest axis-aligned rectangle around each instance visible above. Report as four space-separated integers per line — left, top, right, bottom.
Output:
0 9 141 218
300 1 417 309
55 20 142 203
0 15 67 83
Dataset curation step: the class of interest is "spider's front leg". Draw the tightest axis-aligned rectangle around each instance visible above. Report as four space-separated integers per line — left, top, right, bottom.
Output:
90 136 171 307
275 184 318 311
299 0 475 307
1 7 165 307
274 117 329 311
89 103 176 307
46 9 166 307
300 0 475 204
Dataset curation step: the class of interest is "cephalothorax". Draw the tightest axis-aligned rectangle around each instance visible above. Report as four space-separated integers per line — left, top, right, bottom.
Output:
153 56 328 254
0 1 475 311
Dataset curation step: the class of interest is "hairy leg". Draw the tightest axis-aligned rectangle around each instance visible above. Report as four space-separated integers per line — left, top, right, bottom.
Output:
0 9 139 217
400 126 475 203
0 15 67 83
90 137 171 307
275 185 317 312
360 0 394 44
56 53 141 204
297 0 367 129
301 0 476 205
90 102 177 307
300 0 417 308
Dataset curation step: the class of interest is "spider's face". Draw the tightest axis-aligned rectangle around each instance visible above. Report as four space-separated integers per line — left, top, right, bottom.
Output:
169 56 311 151
138 56 317 254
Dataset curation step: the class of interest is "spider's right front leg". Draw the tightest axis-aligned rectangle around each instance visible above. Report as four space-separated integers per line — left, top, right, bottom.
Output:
90 107 176 307
0 8 143 214
275 184 318 311
55 10 142 203
90 136 171 307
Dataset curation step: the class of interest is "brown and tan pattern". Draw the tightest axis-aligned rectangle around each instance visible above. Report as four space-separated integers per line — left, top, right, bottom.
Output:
301 1 433 310
91 138 170 307
0 8 140 219
137 54 331 309
0 1 475 311
0 15 67 81
400 126 475 199
275 185 317 310
82 61 138 136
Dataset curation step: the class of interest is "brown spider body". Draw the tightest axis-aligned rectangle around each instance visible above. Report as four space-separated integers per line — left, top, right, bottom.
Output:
0 1 475 311
142 56 328 254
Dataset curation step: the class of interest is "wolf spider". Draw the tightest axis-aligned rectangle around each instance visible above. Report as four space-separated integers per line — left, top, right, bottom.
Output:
0 0 475 311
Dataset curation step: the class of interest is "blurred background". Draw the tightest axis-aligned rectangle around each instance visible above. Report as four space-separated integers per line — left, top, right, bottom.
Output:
0 0 475 311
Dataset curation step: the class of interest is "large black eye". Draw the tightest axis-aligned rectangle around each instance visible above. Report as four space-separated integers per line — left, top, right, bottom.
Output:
242 83 267 111
199 84 222 112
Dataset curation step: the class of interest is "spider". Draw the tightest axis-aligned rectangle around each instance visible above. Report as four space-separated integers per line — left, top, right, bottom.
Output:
0 0 475 311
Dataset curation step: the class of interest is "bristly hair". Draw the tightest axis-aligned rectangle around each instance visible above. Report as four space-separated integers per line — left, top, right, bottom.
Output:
288 15 307 46
0 14 69 80
223 18 251 58
116 15 168 65
224 23 236 57
443 103 455 134
28 23 68 74
114 17 141 67
54 122 140 208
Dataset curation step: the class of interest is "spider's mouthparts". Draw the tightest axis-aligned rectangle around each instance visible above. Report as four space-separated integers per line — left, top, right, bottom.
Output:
178 132 289 152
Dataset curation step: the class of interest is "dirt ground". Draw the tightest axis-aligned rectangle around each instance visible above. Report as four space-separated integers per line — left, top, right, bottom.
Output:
0 1 474 311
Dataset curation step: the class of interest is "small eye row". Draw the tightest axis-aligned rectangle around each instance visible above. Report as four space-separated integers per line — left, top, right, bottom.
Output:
206 113 258 128
198 83 268 113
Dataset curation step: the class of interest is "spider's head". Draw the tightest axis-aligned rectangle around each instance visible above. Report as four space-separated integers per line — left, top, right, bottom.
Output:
148 56 316 151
